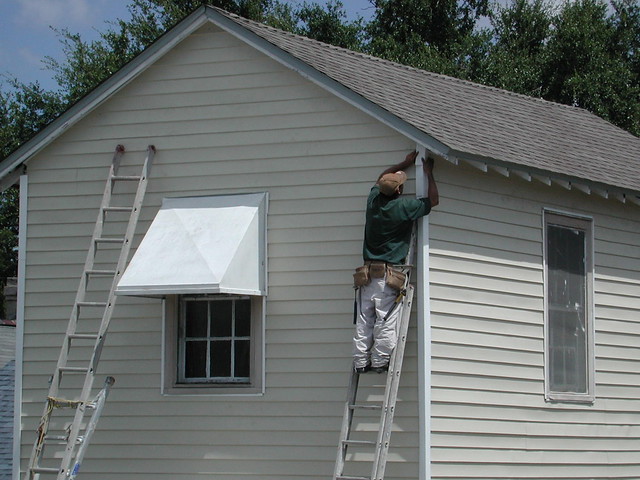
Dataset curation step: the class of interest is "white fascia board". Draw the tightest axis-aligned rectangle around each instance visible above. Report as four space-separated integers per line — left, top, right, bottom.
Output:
12 174 27 480
204 7 450 158
415 144 431 480
0 7 210 180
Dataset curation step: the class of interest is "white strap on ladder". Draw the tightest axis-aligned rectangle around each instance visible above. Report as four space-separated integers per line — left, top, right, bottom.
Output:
24 145 154 480
334 229 417 480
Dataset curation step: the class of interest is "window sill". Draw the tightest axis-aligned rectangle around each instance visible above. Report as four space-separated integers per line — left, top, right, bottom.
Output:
545 392 595 405
162 383 264 396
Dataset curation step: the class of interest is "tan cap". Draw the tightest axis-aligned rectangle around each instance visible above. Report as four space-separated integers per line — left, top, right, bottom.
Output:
378 171 407 196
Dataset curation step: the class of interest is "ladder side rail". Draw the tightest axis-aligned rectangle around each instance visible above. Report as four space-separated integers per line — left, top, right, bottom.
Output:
55 146 154 480
371 286 414 480
333 371 360 479
68 377 115 480
369 226 417 480
27 399 57 480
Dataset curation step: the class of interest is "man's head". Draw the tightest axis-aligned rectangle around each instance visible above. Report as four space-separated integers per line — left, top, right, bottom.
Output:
378 171 407 197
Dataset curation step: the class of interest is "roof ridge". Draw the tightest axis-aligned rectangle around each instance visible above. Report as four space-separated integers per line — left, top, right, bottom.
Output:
211 6 587 115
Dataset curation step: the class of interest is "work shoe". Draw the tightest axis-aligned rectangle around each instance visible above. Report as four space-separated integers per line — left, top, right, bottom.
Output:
373 363 389 374
354 364 371 374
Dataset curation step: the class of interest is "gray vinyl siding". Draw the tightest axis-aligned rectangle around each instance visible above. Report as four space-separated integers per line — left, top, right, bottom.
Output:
19 24 419 479
429 161 640 479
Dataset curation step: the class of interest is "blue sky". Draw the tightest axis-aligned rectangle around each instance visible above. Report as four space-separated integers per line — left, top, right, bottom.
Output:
0 0 375 92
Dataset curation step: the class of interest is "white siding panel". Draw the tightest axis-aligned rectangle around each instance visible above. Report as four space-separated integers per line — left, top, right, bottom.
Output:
430 161 640 479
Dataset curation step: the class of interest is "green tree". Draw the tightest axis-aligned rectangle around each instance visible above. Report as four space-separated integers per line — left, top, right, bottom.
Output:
0 80 62 315
364 0 490 76
0 80 64 158
295 1 365 50
542 0 640 135
479 0 553 96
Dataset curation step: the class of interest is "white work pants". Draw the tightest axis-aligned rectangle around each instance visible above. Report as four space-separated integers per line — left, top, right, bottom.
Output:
352 276 401 369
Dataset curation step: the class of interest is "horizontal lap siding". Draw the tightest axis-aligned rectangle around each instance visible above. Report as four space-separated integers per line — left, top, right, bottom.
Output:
21 25 419 480
430 161 640 479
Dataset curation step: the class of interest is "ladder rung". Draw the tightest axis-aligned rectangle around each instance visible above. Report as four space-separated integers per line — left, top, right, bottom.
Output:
86 269 116 277
349 403 382 410
95 237 125 244
68 334 99 341
103 206 133 212
342 440 376 447
59 367 90 374
336 476 370 480
111 175 141 182
77 302 108 308
31 468 60 474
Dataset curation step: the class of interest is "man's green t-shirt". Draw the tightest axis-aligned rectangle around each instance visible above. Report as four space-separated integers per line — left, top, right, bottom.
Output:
363 185 431 264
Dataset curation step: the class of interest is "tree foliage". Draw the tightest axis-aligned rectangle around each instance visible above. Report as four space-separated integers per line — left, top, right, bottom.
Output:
478 0 552 96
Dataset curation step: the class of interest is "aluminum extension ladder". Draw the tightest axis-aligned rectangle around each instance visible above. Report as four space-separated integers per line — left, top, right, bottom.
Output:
334 232 417 480
24 144 155 480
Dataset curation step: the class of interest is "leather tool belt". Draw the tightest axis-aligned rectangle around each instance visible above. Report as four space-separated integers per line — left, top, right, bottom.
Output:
353 261 406 291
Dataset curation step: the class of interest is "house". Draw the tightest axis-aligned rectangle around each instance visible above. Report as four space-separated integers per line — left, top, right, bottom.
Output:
3 5 640 479
0 320 16 480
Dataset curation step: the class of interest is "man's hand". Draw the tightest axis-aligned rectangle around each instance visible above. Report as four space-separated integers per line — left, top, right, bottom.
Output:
405 150 419 163
379 150 420 179
422 156 434 175
422 155 439 207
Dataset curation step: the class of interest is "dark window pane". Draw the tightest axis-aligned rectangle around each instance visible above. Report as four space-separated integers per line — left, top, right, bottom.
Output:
547 224 587 394
235 340 251 378
185 301 208 338
236 300 251 337
185 341 207 378
211 301 232 337
210 340 231 377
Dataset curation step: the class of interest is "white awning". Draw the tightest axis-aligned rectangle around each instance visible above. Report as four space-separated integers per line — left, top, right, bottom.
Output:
116 193 267 296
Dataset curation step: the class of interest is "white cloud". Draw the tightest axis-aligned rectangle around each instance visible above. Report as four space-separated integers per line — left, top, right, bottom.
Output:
15 0 103 32
17 45 47 69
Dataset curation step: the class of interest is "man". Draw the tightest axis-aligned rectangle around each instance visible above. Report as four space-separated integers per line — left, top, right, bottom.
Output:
353 150 439 373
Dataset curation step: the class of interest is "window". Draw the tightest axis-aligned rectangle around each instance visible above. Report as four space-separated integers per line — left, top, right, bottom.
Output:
115 193 268 395
543 210 594 403
164 294 264 395
181 296 251 383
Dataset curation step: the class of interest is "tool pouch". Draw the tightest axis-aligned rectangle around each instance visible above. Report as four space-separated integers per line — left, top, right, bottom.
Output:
369 262 386 278
353 265 370 288
385 266 406 291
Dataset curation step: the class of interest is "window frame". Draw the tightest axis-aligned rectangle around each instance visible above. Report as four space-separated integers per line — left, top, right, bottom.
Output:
543 209 595 403
163 294 265 396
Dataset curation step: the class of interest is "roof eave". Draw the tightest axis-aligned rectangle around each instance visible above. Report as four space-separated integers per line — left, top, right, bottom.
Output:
448 148 640 202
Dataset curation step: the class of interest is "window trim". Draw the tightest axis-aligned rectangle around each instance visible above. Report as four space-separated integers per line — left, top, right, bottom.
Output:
543 209 595 404
162 294 265 396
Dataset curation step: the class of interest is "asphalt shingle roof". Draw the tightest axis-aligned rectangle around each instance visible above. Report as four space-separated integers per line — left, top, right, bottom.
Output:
217 8 640 193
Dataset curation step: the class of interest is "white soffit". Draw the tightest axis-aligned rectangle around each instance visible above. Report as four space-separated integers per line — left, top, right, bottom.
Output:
116 193 267 296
